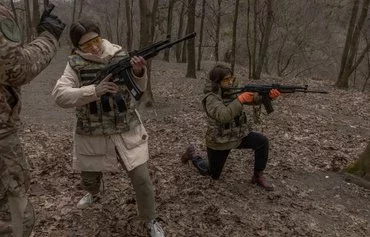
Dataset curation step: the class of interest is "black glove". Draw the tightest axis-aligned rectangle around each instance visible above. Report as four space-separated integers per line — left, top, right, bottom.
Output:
36 3 65 40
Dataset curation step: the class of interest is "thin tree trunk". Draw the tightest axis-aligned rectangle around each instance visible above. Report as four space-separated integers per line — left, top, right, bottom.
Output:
176 2 186 62
24 0 33 42
125 0 133 51
163 0 175 61
150 0 159 41
251 0 258 79
32 0 40 29
10 0 18 25
214 0 222 62
231 0 240 73
246 0 252 78
116 0 122 44
182 23 188 63
78 0 84 19
336 0 370 88
139 0 156 106
72 0 77 23
197 0 206 70
338 0 360 83
186 0 196 78
255 0 273 79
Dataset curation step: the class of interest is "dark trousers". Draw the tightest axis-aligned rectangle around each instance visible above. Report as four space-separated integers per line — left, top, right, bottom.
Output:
207 132 269 179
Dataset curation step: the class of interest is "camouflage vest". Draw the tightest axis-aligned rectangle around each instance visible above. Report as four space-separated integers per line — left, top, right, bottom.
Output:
202 92 250 144
68 52 140 136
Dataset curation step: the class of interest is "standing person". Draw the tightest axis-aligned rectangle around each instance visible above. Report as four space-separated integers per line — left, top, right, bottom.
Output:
52 19 164 237
181 64 280 191
0 3 65 237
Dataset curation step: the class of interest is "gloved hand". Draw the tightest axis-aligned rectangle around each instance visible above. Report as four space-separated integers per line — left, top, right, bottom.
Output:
269 89 281 100
37 4 65 40
237 92 254 104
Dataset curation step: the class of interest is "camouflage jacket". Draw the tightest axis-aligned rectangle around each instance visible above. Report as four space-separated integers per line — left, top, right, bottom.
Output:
0 4 58 138
202 78 262 150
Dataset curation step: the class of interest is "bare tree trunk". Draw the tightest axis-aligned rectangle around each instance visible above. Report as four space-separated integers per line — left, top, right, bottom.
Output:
246 0 252 78
361 51 370 92
116 0 122 44
163 0 175 61
214 0 222 62
176 2 186 62
251 0 257 78
10 0 18 25
72 0 77 23
254 0 273 79
24 0 33 42
197 0 206 70
336 0 370 88
78 0 85 19
32 0 40 29
181 23 188 63
139 0 158 106
150 0 159 41
105 5 113 42
186 0 196 78
231 0 240 73
125 0 133 51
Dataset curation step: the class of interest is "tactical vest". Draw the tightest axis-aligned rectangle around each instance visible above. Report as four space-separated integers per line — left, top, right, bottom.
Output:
202 92 251 144
68 52 140 136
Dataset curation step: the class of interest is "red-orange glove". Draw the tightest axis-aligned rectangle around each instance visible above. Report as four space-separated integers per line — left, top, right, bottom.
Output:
237 92 254 104
269 89 281 100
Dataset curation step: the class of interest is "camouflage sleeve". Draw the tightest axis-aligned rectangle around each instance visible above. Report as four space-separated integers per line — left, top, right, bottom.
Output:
0 31 58 87
204 94 243 124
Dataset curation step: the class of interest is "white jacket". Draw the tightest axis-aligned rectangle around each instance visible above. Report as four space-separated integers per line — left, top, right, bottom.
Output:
52 39 149 172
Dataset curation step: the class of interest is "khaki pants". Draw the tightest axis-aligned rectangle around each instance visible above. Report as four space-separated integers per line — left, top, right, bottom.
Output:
81 162 156 220
0 133 35 237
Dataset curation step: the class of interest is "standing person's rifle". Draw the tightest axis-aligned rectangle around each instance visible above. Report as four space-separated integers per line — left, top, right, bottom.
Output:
224 83 328 114
91 32 197 100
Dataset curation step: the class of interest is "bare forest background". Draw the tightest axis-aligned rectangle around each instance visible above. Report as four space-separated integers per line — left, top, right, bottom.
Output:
2 0 370 180
2 0 370 91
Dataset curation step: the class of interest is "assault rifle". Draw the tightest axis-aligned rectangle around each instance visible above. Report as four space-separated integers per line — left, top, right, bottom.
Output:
224 83 328 114
91 32 197 100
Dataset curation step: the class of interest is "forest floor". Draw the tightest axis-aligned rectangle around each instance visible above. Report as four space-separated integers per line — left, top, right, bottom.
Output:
18 48 370 237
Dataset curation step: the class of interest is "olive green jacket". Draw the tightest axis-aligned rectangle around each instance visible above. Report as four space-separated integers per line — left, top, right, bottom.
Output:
202 79 261 150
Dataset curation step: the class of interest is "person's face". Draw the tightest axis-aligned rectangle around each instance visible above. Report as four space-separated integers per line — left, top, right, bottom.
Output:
219 74 235 89
78 32 102 55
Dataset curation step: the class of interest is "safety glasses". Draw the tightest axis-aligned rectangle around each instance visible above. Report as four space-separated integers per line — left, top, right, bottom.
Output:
221 75 235 85
79 36 102 51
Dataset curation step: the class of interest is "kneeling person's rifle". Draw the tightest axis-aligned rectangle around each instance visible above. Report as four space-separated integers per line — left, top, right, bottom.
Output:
224 83 328 114
91 32 197 100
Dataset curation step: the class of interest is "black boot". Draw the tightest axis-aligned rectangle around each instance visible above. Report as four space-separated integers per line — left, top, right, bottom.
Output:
191 156 209 176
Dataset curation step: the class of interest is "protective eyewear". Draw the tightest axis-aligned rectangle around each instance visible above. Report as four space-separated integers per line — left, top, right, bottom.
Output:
79 36 102 51
222 75 236 84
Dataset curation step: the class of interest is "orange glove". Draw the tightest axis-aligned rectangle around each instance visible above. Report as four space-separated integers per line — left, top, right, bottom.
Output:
269 89 281 100
237 92 254 104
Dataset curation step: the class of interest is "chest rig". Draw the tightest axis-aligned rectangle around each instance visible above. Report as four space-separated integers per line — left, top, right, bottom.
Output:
203 93 251 144
68 52 140 136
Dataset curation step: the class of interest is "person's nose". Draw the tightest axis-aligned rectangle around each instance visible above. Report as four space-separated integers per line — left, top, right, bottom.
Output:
90 45 100 54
